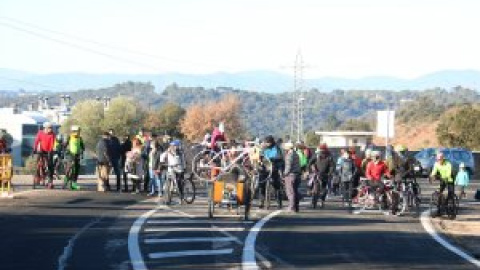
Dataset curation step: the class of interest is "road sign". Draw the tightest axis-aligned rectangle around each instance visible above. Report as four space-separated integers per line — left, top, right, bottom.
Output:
377 110 395 139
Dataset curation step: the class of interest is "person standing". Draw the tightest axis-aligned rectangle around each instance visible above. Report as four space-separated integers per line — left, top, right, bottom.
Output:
108 129 123 192
455 163 470 199
64 126 85 190
147 139 163 196
120 135 132 192
283 142 301 213
308 143 335 207
96 132 112 192
126 138 144 194
33 122 56 189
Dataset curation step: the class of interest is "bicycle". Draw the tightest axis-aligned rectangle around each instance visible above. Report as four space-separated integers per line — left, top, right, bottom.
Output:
429 190 459 220
353 177 399 215
396 176 421 216
63 156 81 190
164 169 196 205
33 152 49 189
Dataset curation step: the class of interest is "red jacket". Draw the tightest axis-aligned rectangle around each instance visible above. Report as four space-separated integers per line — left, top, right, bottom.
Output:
34 130 56 152
351 153 363 169
366 160 390 182
210 127 226 151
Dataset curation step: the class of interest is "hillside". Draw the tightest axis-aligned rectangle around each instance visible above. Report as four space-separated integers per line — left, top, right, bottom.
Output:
2 82 479 143
2 68 480 93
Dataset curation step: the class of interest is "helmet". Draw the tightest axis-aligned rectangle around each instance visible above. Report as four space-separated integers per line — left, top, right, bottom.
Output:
372 150 381 158
460 162 465 168
436 152 445 161
283 142 294 150
71 125 80 132
43 122 52 128
170 139 181 147
365 149 372 158
395 145 407 152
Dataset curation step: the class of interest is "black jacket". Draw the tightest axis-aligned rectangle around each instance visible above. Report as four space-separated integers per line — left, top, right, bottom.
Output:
96 138 111 165
108 136 122 160
309 153 335 177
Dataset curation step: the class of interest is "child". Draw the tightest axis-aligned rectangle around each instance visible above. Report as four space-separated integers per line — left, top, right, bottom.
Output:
455 162 470 199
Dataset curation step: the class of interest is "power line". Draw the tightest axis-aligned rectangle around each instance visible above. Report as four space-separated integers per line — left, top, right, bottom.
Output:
0 21 164 71
0 16 230 70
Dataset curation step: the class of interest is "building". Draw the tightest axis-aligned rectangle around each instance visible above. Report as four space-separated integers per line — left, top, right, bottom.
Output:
0 107 59 166
315 131 375 148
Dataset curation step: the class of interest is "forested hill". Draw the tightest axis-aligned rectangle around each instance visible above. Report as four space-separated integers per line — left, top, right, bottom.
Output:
2 82 480 137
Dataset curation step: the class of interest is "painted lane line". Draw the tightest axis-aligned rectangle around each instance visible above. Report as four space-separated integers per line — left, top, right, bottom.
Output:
148 248 233 259
242 210 282 270
144 227 246 232
145 236 236 244
58 217 102 270
420 210 480 268
147 219 254 224
169 208 273 269
128 205 164 270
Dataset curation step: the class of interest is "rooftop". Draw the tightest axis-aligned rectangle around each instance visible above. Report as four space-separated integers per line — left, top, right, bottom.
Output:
315 131 376 136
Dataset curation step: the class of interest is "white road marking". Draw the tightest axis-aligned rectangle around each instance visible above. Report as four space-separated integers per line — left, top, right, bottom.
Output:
148 248 233 259
58 217 102 270
145 237 236 244
144 227 246 232
147 219 254 224
0 189 46 199
242 210 282 270
128 205 165 270
420 209 480 268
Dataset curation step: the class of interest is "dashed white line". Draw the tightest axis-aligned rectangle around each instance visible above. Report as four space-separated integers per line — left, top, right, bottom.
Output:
148 248 233 259
144 227 246 232
147 219 254 224
145 236 236 244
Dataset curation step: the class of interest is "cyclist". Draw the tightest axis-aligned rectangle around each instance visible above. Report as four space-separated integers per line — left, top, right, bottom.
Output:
393 145 416 182
33 122 56 189
429 152 454 217
161 140 186 201
53 134 64 180
259 135 284 209
308 143 335 206
211 122 227 152
339 149 356 204
64 126 85 190
283 141 301 213
365 150 391 208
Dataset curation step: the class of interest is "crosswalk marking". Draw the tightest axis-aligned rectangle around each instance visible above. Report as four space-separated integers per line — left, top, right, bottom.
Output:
144 227 246 232
147 219 254 224
144 236 236 244
148 248 234 259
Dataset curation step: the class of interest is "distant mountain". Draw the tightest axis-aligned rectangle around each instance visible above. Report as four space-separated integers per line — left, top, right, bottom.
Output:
0 68 479 93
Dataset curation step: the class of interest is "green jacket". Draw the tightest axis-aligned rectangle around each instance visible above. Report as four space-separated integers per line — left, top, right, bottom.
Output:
430 160 453 183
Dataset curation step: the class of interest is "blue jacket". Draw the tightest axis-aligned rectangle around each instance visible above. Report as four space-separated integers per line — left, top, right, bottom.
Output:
455 170 470 186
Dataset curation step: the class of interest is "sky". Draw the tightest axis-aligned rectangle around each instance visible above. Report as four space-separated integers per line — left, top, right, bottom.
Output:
0 0 479 79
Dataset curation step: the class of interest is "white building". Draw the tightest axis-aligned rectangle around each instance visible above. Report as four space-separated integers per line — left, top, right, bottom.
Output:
315 131 375 148
0 107 59 166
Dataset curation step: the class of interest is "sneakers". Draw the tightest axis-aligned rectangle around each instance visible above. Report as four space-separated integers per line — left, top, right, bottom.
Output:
70 183 80 191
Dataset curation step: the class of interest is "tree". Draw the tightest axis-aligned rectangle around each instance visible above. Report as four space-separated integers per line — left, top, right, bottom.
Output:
103 97 145 137
304 130 320 147
180 95 245 141
143 103 185 137
61 100 104 152
323 114 341 131
436 105 480 150
338 119 373 131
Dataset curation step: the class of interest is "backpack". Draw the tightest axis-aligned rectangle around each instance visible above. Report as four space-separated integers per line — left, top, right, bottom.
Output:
341 158 355 182
297 149 308 168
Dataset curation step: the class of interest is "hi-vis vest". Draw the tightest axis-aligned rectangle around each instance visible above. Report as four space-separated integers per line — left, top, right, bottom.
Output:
68 135 82 155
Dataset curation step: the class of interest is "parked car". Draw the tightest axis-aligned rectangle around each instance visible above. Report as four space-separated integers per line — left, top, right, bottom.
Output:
414 148 475 177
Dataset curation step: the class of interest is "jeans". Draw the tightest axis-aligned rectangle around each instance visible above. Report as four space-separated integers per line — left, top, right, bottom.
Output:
148 169 158 195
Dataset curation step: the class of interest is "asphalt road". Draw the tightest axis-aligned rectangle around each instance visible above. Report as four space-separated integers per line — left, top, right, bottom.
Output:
0 178 478 270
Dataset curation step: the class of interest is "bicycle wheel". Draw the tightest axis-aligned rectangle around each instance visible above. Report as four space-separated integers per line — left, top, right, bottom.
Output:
164 177 173 205
243 180 251 221
429 191 439 217
182 174 196 204
192 150 212 181
312 180 319 209
446 195 457 220
265 179 271 209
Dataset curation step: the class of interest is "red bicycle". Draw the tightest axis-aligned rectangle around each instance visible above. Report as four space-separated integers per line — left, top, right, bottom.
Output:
33 152 50 189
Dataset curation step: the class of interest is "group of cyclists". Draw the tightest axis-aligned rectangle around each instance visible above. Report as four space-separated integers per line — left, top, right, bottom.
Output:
29 119 464 218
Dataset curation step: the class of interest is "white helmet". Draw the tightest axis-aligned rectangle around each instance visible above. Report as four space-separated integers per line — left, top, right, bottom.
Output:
71 125 80 132
43 122 52 128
